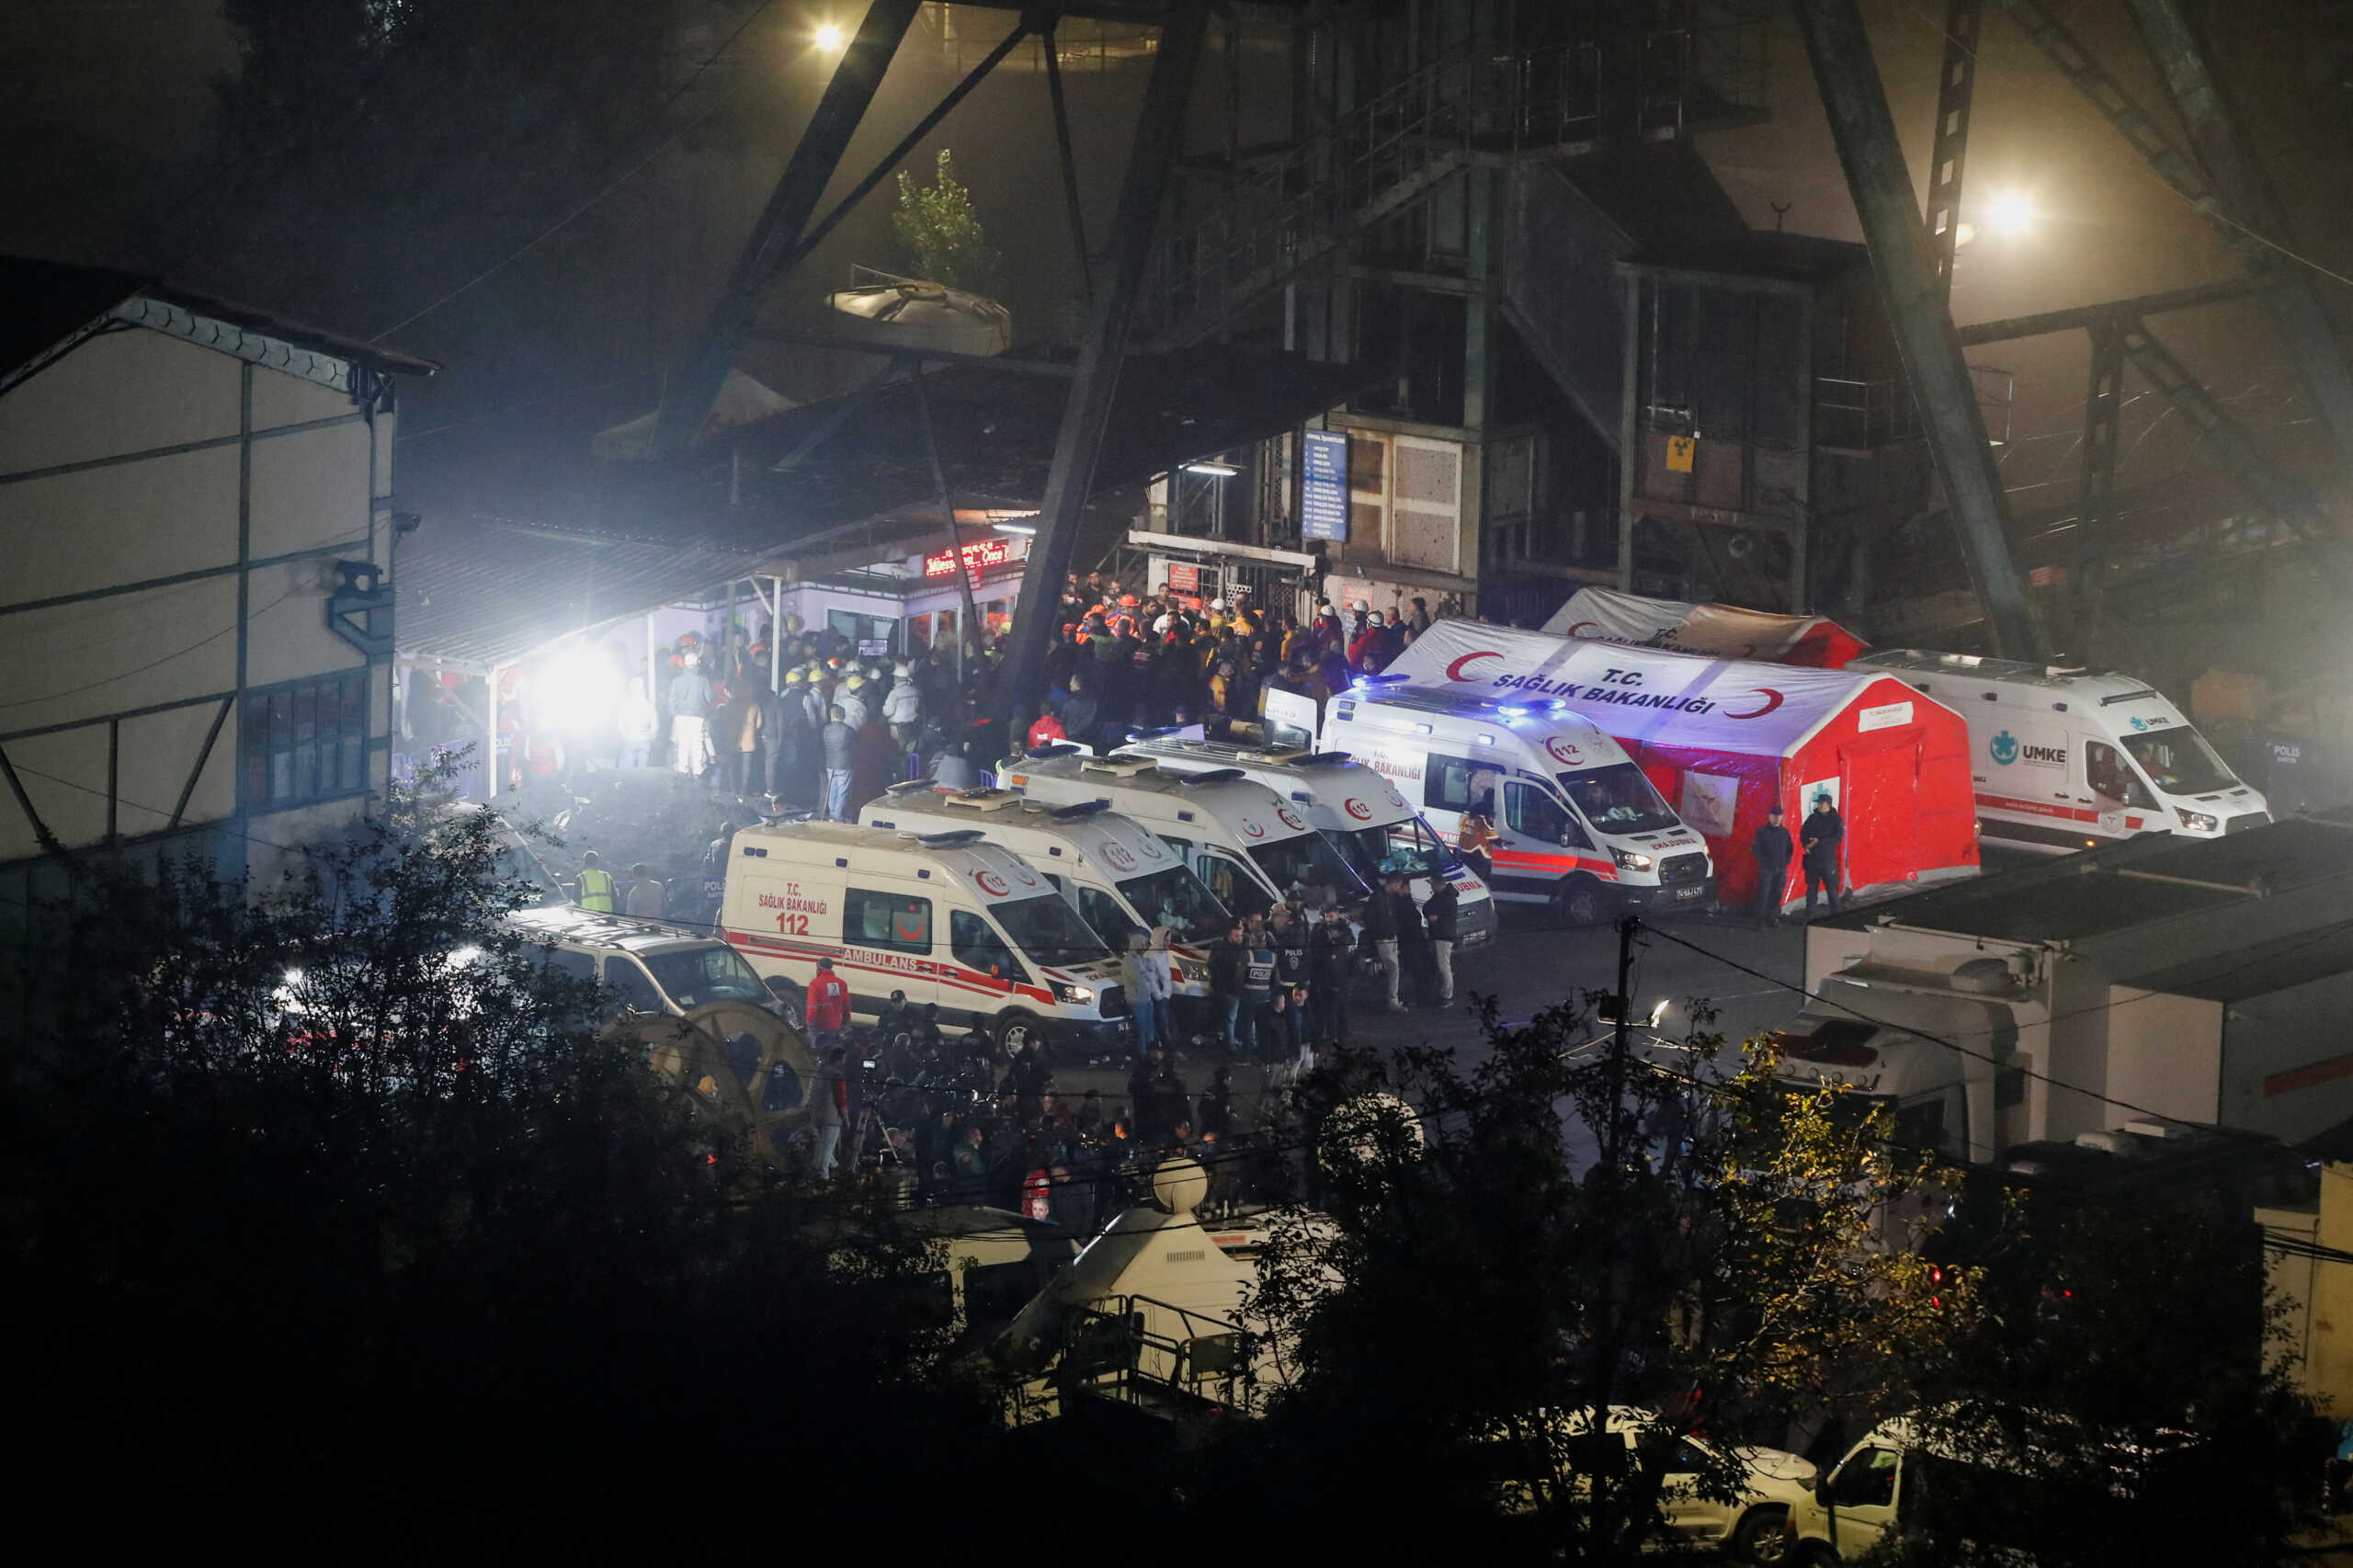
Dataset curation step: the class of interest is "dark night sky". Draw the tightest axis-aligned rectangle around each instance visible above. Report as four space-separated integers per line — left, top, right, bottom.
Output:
8 0 2350 525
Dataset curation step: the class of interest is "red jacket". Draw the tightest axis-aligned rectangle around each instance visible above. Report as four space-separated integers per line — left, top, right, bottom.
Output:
1027 712 1067 750
806 969 851 1033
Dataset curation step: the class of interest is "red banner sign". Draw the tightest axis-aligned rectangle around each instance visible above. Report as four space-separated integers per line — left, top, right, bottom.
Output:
1166 562 1199 593
924 537 1017 580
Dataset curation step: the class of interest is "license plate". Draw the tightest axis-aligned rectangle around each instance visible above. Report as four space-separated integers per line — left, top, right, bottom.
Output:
1671 886 1701 901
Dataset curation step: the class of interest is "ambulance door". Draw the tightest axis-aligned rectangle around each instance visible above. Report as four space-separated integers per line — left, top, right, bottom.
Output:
2083 737 2160 835
838 882 942 1017
1498 778 1599 901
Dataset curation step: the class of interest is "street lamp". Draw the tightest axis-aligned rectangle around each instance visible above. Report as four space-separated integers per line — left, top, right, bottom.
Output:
814 22 845 51
1984 190 2037 237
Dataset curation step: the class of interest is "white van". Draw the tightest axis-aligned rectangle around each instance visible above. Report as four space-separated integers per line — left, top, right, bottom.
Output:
858 783 1230 1003
717 820 1131 1055
506 904 781 1018
1850 650 2270 852
995 747 1370 917
1296 683 1715 923
1111 733 1499 953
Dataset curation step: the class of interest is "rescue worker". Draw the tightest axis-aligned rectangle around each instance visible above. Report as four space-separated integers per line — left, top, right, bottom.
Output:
1801 792 1846 915
625 862 665 919
575 850 617 913
1751 803 1794 926
883 662 923 747
821 705 856 822
618 676 659 769
666 651 713 778
837 672 870 731
805 955 852 1051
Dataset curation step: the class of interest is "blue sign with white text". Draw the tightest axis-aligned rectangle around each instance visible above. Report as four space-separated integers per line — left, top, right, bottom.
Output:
1301 428 1348 542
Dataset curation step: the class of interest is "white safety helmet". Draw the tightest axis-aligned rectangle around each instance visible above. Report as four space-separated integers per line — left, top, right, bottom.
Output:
893 663 912 678
1211 598 1228 612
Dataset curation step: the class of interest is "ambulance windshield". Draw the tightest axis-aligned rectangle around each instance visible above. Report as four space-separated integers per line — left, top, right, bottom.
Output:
1556 763 1681 835
1249 829 1370 903
990 892 1114 969
2120 725 2236 795
1117 865 1231 939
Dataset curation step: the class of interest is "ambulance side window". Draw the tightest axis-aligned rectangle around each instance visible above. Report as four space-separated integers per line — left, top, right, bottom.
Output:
950 909 1026 983
1506 781 1591 849
845 888 931 954
1426 756 1483 812
2086 742 2156 810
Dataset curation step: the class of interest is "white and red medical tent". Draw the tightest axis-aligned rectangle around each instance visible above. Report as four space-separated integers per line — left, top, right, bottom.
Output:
1386 620 1977 908
1542 586 1870 669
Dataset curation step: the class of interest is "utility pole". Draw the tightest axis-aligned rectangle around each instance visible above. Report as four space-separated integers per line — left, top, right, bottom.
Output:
1603 912 1641 1175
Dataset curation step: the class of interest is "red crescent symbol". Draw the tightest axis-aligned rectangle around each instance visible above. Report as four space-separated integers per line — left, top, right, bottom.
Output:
1564 621 1600 638
1726 687 1786 720
1277 806 1305 831
1345 798 1374 821
1243 820 1266 838
973 870 1009 896
1444 650 1504 682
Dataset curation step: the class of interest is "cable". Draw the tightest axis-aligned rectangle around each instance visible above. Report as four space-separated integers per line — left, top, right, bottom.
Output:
0 585 301 713
1638 922 2281 1144
364 0 780 345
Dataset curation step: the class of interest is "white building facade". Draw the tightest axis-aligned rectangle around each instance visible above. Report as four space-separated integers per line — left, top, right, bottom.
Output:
0 258 435 925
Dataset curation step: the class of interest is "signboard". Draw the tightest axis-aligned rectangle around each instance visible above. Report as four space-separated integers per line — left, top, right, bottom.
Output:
924 536 1018 581
1665 435 1697 473
1301 428 1349 542
857 638 889 658
1166 562 1199 593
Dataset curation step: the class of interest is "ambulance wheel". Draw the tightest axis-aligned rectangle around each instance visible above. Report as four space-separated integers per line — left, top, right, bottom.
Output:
994 1009 1041 1055
1552 874 1619 926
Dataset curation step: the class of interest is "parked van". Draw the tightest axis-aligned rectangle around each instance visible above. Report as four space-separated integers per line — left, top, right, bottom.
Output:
1112 733 1499 952
717 820 1131 1055
1280 683 1714 923
1850 650 2270 852
506 904 779 1017
858 783 1230 1003
995 747 1370 916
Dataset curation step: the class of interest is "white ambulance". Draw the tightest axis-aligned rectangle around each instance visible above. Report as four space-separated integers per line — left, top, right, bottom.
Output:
1850 650 2270 852
1297 681 1715 923
717 819 1131 1055
1110 733 1499 953
858 783 1230 1003
995 747 1370 917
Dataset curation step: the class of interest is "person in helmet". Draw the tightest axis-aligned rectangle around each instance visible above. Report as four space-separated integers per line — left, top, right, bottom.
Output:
882 662 923 747
837 672 870 731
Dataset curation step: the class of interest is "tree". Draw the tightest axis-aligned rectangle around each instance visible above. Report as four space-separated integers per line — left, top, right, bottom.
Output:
892 148 1001 294
0 772 997 1555
1872 1184 2328 1564
1227 988 1967 1561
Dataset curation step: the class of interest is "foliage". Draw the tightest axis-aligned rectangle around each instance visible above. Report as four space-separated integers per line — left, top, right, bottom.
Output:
1228 988 1969 1561
1867 1189 2329 1564
892 148 1001 294
0 771 994 1555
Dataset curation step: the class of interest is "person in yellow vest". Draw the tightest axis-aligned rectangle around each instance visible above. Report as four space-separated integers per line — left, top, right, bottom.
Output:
576 851 617 913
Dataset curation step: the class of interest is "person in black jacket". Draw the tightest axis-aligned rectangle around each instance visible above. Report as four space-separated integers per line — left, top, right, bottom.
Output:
1360 878 1402 1011
1209 923 1251 1055
1751 804 1794 926
1801 793 1846 914
1422 878 1461 1004
1306 904 1353 1045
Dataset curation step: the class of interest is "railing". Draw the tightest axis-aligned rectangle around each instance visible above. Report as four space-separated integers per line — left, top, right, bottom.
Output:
1058 1291 1263 1416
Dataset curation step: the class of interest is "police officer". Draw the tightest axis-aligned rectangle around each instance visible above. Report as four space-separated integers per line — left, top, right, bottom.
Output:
576 850 616 913
1750 805 1793 926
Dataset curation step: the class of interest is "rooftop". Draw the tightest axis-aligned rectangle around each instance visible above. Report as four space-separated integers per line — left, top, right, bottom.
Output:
1817 817 2353 946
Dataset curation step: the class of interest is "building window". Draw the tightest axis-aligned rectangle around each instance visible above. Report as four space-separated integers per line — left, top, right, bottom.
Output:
243 671 369 810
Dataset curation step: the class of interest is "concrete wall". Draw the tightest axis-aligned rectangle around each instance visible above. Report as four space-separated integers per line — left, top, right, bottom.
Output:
0 314 395 881
2222 971 2353 1144
2260 1163 2353 1415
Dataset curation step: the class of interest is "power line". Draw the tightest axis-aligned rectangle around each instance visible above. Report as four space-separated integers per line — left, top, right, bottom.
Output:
0 585 301 713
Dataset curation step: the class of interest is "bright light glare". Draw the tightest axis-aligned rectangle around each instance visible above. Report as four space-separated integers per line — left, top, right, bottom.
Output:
814 23 844 51
1985 191 2036 236
540 648 621 734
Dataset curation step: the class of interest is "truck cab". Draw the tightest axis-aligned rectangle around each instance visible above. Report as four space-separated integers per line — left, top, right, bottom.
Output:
1771 971 2029 1166
1111 733 1498 953
1851 649 2270 853
1285 682 1714 924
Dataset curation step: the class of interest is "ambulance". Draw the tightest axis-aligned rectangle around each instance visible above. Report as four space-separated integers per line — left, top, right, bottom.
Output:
1848 650 2271 852
1109 733 1499 953
858 783 1230 1003
1295 681 1715 923
995 747 1371 916
717 819 1131 1055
